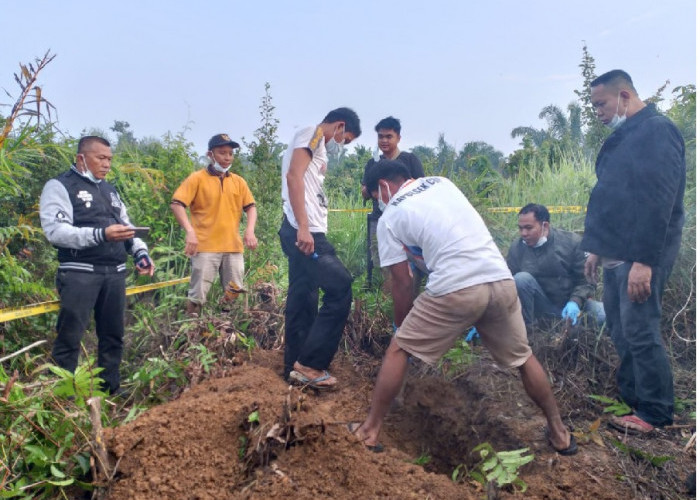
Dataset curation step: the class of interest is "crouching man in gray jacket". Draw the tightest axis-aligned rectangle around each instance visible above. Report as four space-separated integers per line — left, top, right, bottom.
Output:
39 136 154 395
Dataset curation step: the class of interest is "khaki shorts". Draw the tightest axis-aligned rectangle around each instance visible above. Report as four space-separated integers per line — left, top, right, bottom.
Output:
396 279 532 369
188 252 244 305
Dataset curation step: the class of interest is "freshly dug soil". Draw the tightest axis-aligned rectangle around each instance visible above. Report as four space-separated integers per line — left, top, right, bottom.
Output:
104 345 696 499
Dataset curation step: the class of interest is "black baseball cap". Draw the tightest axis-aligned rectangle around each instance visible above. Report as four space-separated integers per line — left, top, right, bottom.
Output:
208 133 240 150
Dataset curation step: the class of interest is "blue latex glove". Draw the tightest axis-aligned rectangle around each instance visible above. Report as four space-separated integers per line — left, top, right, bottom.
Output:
134 249 153 271
561 301 581 325
392 322 398 333
465 326 479 341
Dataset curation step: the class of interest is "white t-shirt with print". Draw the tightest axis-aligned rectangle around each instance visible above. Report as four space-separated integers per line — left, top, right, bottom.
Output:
377 176 512 297
281 125 329 233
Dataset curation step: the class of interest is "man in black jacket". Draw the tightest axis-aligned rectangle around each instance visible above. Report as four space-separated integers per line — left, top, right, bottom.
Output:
582 70 685 433
506 203 604 327
361 116 425 290
40 136 155 395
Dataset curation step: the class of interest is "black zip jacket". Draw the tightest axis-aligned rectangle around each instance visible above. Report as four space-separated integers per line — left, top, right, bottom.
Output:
506 227 594 308
581 104 685 268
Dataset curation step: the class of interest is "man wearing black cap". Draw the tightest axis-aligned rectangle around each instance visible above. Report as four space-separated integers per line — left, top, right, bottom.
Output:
171 134 258 316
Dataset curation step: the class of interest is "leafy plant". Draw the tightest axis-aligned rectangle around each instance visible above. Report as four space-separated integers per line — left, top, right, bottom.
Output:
0 359 107 498
130 356 187 402
236 332 257 358
611 440 674 467
412 453 431 466
438 338 473 379
588 394 632 416
188 344 217 374
464 442 534 492
674 395 696 417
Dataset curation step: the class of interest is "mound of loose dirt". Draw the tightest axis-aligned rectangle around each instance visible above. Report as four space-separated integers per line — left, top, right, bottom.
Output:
105 345 695 499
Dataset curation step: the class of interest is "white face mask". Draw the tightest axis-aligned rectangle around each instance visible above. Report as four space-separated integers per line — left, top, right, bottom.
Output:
211 161 230 173
533 236 548 248
76 154 101 183
609 93 628 129
325 126 345 159
377 181 390 212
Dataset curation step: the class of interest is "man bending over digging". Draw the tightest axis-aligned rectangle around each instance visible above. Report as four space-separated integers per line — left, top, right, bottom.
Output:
349 159 577 456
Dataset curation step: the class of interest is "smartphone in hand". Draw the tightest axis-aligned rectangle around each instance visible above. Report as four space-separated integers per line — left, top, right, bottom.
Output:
132 227 150 238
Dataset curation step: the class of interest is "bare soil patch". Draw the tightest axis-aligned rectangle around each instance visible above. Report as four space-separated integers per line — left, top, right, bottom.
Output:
104 328 696 499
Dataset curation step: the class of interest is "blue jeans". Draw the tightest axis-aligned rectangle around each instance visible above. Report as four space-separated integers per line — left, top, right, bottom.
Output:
279 217 353 379
513 272 605 327
603 262 674 426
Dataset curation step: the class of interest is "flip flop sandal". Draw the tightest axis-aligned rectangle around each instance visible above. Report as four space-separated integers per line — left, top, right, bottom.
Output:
289 369 336 391
608 414 655 435
346 423 384 453
545 426 578 456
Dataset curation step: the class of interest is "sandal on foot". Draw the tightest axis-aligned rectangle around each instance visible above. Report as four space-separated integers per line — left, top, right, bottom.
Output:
346 423 384 453
608 414 655 435
289 369 336 390
545 426 578 456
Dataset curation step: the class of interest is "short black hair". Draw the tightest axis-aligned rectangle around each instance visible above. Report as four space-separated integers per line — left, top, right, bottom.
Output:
322 107 362 138
364 159 410 193
375 116 401 134
519 203 550 223
77 136 111 153
591 70 637 94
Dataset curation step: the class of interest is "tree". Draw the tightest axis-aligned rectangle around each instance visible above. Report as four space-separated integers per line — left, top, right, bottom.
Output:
410 145 437 175
110 120 136 150
241 82 286 206
511 102 583 157
435 133 456 175
573 42 608 153
456 141 504 175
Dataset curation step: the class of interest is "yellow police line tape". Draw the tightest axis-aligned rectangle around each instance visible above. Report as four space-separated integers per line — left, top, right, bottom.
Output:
0 277 190 323
487 206 586 214
330 206 586 214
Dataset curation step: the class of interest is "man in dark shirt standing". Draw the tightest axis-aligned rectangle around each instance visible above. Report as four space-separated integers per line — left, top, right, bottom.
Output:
361 117 425 290
582 70 686 434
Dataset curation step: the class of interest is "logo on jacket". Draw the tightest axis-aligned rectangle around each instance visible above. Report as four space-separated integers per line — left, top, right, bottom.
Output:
110 192 121 208
77 190 93 208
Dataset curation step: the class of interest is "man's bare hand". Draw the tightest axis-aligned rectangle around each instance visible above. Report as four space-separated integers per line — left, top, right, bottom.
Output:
244 230 258 250
628 262 652 303
184 230 198 257
296 228 314 256
105 224 135 242
361 185 371 200
584 253 600 284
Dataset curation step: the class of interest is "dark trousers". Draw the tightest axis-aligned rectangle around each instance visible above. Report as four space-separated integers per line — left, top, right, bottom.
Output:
279 217 352 378
603 262 674 426
53 270 126 394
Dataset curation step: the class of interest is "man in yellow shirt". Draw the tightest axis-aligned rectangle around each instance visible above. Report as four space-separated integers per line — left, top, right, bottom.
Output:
171 134 258 316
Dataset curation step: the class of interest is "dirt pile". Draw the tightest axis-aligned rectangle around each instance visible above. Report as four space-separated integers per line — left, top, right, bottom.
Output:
103 340 694 499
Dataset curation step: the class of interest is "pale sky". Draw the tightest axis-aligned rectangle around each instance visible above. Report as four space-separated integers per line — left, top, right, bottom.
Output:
1 0 696 157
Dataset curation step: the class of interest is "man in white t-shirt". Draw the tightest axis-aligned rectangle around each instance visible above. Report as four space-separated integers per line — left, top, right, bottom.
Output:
349 159 577 456
279 107 361 389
